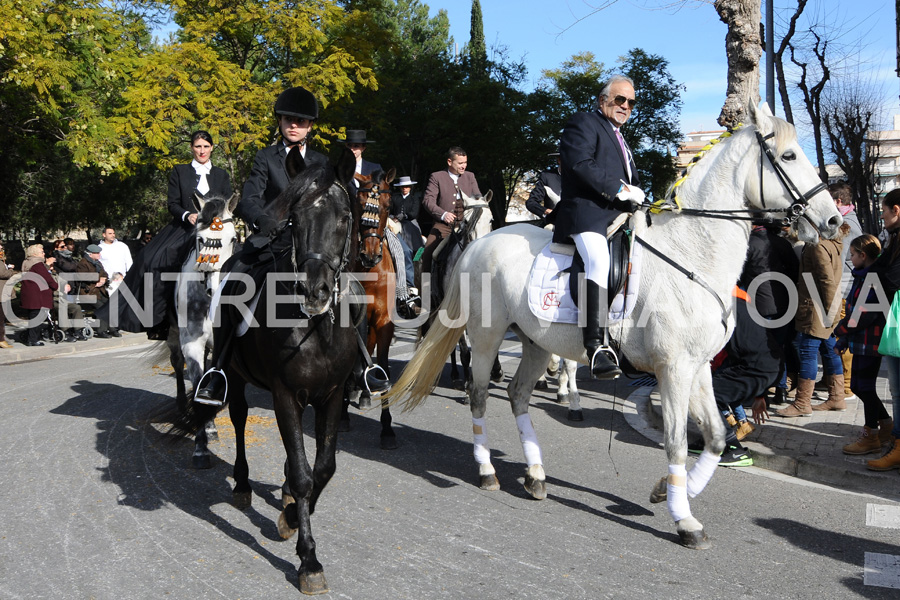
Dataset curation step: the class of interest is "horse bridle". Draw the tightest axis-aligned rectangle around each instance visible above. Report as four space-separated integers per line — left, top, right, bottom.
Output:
754 130 828 227
289 181 355 316
357 183 391 253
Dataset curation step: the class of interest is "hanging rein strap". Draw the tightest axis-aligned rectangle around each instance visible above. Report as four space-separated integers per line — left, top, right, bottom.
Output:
634 236 730 330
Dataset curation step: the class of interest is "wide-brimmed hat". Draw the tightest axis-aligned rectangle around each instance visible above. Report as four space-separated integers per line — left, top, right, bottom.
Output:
393 176 417 187
344 130 375 145
85 244 102 254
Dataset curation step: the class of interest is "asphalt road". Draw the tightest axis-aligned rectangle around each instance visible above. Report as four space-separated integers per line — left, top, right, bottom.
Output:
1 333 897 599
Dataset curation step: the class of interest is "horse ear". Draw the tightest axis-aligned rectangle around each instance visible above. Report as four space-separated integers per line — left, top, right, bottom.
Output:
285 146 307 180
335 147 356 188
226 192 239 214
484 189 493 203
191 192 205 214
385 167 396 185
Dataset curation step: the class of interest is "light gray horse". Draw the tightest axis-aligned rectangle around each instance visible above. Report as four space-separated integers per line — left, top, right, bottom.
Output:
386 103 842 548
167 193 238 468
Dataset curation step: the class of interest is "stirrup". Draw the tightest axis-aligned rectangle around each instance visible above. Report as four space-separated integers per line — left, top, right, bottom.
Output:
194 368 228 407
589 345 622 380
364 364 390 395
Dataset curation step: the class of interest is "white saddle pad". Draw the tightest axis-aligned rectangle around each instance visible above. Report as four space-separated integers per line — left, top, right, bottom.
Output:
527 241 643 324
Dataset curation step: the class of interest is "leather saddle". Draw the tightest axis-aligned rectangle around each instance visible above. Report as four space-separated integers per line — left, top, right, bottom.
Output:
557 214 631 309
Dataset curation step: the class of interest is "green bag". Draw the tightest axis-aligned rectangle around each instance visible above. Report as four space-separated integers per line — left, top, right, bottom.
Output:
879 290 900 357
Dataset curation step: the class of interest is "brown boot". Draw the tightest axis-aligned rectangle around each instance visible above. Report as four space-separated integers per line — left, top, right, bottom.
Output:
867 439 900 471
842 426 882 455
776 378 813 417
735 419 755 441
786 372 799 399
812 374 847 411
879 418 896 446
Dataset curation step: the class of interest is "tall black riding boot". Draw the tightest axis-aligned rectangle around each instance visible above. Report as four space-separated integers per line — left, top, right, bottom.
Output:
583 279 621 380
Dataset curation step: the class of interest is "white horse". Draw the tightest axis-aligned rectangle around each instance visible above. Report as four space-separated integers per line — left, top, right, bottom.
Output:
385 103 842 548
167 193 239 469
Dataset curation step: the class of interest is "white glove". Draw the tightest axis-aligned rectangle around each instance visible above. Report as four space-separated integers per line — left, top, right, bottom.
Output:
616 184 645 205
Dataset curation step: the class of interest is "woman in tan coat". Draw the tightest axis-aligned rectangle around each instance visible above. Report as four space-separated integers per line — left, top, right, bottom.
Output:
777 223 851 417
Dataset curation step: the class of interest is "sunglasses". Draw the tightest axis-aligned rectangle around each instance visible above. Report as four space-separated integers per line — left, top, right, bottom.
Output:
612 95 637 109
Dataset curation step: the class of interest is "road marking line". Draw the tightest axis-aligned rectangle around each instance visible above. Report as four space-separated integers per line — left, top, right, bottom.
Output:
866 503 900 529
864 552 900 589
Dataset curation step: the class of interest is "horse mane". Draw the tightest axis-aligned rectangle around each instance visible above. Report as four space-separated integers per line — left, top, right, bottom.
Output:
268 164 335 221
196 196 228 228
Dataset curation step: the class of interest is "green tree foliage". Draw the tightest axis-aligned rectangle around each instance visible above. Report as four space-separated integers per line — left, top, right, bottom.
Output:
468 0 487 78
0 0 378 237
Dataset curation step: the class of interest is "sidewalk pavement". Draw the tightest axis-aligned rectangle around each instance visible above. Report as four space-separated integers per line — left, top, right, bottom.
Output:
0 330 155 366
623 378 900 501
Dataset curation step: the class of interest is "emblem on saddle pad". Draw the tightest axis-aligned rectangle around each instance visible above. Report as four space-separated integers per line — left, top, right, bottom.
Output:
541 291 561 310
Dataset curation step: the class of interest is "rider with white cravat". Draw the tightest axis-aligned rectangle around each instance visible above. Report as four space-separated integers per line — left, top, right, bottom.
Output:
551 74 644 380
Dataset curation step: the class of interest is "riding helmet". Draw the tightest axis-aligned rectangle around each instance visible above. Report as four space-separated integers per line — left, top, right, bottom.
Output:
273 87 318 121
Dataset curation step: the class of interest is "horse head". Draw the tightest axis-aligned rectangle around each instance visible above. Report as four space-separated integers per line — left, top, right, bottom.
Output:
280 146 356 317
744 101 842 243
191 192 239 278
354 168 396 269
459 189 494 242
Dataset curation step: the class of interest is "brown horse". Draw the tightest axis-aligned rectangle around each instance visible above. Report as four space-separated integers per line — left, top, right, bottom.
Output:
345 168 399 449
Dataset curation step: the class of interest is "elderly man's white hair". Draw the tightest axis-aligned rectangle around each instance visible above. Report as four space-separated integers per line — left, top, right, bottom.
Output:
594 74 635 110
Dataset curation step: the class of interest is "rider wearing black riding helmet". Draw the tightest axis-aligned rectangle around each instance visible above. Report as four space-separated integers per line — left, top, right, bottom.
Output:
196 86 331 405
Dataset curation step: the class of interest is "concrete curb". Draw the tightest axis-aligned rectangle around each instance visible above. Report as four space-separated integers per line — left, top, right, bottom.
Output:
0 332 155 366
627 385 900 501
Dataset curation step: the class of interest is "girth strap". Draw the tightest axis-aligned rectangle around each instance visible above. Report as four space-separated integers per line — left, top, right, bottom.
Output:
634 236 729 330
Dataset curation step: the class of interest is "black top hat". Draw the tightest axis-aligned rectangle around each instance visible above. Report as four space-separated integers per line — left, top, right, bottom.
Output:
344 130 375 145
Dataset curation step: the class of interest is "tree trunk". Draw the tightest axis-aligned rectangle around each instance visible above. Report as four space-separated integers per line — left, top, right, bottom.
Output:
714 0 762 128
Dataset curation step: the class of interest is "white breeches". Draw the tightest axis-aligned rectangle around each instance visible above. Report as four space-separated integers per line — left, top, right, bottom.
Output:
572 231 610 286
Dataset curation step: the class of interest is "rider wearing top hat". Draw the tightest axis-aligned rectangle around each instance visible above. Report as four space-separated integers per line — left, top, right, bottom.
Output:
195 87 339 405
551 74 645 380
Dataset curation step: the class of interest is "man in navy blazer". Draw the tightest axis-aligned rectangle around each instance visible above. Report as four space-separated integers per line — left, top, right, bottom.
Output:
551 74 645 380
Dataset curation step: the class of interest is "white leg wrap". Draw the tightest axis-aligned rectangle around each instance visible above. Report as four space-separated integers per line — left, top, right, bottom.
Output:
515 413 543 466
666 464 692 523
472 417 491 465
686 450 720 498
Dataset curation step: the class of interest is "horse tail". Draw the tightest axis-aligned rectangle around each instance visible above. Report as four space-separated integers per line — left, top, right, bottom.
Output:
384 265 468 412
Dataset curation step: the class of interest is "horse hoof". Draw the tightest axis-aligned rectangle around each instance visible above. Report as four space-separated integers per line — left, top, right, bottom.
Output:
567 409 583 422
381 435 398 450
678 528 711 550
649 477 667 504
233 491 252 510
277 510 298 540
479 473 500 491
358 395 372 410
491 368 504 383
451 378 466 391
556 393 570 406
535 379 549 390
524 474 547 500
299 571 329 595
192 454 211 470
337 418 351 433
